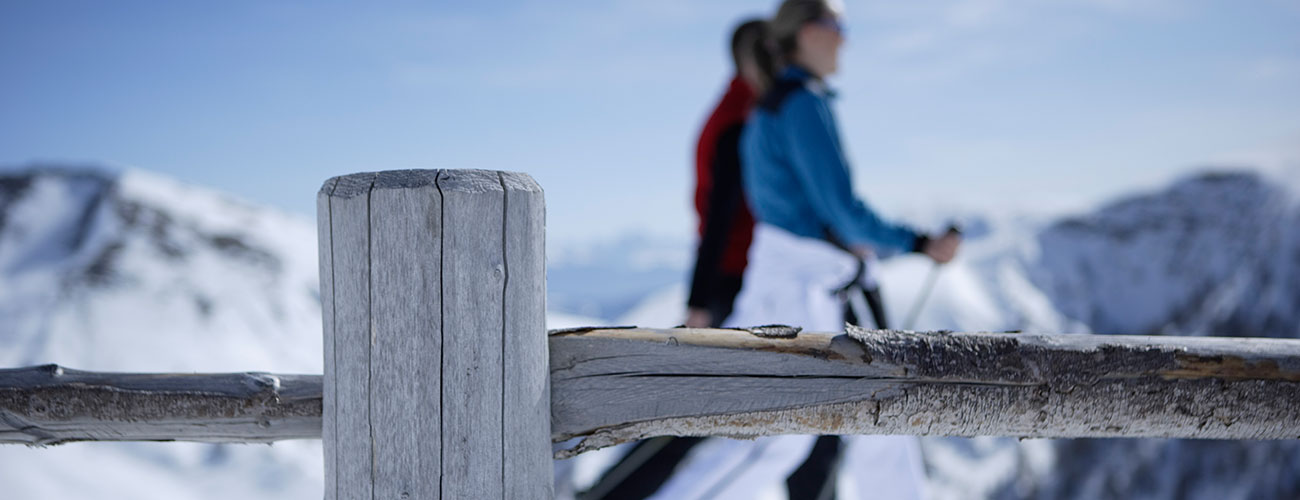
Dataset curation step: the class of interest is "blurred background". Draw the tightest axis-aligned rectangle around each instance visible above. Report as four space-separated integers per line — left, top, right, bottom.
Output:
1 1 1298 499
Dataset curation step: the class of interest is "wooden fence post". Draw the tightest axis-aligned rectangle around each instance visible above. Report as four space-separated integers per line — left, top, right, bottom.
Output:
317 169 549 499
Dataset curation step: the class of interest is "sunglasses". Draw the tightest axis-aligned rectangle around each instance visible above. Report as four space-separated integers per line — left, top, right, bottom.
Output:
812 17 847 36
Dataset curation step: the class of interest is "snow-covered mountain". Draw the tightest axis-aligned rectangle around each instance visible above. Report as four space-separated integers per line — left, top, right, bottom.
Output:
0 167 323 372
568 168 1300 500
0 166 614 500
2 165 1298 499
880 169 1300 500
1033 170 1300 339
0 166 325 499
1004 169 1300 500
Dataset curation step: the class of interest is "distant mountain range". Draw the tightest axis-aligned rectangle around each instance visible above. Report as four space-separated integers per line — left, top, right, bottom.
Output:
1 164 1297 499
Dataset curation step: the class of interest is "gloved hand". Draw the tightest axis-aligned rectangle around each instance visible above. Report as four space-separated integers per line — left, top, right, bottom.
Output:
922 227 961 264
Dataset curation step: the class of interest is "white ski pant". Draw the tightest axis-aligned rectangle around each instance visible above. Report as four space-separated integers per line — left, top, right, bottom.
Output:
652 223 926 499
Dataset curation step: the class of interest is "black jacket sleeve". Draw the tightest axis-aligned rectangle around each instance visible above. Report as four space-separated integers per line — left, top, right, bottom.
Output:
687 124 746 309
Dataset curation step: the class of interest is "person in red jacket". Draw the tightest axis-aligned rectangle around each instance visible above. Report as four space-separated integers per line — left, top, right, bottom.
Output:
579 19 779 500
685 18 777 328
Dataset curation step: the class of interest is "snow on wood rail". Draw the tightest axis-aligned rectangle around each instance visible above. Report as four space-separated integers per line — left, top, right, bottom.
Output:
549 326 1300 457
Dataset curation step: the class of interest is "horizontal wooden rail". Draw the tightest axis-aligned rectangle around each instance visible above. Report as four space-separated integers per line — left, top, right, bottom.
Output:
0 364 320 446
549 327 1300 457
5 327 1300 456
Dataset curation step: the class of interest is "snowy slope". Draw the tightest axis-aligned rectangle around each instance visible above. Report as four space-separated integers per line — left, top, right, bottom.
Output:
1033 170 1300 339
888 169 1300 500
610 211 1084 336
591 168 1300 500
1008 169 1300 500
4 165 1299 499
0 167 324 372
0 167 605 500
0 167 326 499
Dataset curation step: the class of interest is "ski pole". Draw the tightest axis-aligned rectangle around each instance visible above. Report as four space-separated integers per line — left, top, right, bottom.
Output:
902 225 961 330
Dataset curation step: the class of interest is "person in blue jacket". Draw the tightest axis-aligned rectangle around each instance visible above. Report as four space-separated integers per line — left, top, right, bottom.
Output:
723 0 960 499
739 4 959 283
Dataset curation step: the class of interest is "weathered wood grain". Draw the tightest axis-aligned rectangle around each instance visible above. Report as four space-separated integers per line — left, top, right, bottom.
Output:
0 365 320 445
437 169 506 500
315 176 338 500
370 170 442 500
313 169 550 499
326 172 375 500
500 172 551 499
550 326 1300 458
5 327 1300 463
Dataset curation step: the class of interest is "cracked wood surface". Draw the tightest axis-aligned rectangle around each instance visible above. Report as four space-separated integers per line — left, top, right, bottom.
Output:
0 364 320 445
549 326 1300 458
4 327 1299 460
318 169 551 499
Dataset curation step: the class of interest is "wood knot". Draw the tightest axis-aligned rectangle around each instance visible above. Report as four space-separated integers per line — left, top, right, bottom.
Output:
745 325 801 339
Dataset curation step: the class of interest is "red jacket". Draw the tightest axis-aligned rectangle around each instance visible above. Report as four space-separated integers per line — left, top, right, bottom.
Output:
693 77 756 278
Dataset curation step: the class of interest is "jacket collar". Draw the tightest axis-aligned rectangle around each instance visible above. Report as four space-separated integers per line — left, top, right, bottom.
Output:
780 65 835 99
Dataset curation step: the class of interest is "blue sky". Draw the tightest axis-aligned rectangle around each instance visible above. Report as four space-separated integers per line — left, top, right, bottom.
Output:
2 0 1298 246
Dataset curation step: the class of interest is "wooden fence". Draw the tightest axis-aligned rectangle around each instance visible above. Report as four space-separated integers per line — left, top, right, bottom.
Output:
2 169 1299 499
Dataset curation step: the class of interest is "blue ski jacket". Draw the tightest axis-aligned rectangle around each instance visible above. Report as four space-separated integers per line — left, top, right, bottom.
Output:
740 65 925 255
